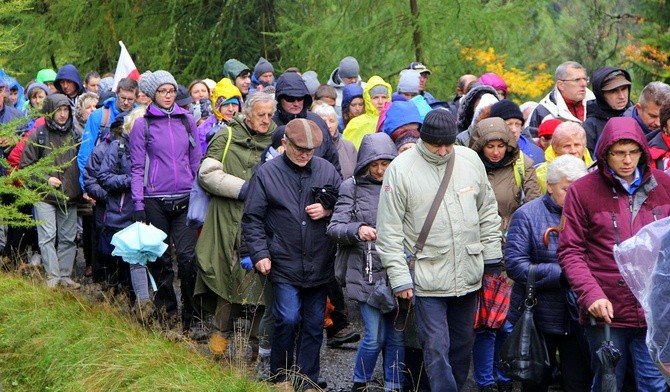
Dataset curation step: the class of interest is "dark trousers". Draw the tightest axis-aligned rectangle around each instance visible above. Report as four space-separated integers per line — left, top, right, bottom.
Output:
271 282 328 384
4 204 38 256
415 292 478 392
520 332 593 392
144 197 198 330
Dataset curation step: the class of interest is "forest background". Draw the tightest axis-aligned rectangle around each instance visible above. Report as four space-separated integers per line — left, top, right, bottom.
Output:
1 0 669 105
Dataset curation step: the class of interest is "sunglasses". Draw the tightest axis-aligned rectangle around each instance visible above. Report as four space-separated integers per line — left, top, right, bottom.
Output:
284 96 305 103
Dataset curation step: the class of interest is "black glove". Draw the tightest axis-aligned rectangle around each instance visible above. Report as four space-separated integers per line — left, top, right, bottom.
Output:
133 210 146 223
311 185 339 211
238 182 249 201
483 259 503 276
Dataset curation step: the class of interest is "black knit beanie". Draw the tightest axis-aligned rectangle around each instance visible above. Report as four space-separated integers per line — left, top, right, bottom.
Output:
489 100 524 122
420 109 459 145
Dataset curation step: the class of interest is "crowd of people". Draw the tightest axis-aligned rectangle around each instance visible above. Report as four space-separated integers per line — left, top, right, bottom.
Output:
1 55 670 392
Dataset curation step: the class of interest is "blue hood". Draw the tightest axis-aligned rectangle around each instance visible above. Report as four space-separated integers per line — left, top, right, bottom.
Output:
342 83 363 115
0 69 27 113
55 64 84 95
381 101 421 135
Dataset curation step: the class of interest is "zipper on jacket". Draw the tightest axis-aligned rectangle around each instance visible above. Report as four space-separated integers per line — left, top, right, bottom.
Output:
610 212 621 245
628 195 633 213
168 114 178 192
652 208 661 221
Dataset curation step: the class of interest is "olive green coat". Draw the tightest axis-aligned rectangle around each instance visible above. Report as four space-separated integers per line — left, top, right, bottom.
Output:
193 113 275 311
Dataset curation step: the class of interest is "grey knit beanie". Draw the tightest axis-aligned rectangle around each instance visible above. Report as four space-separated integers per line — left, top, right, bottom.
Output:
302 71 320 96
397 70 420 94
254 57 274 79
138 70 178 100
338 56 360 79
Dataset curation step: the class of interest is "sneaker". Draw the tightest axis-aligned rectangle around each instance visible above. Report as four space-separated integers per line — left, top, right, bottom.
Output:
256 354 271 381
28 252 42 267
46 277 59 289
60 277 81 289
326 326 361 347
208 331 228 355
497 381 514 392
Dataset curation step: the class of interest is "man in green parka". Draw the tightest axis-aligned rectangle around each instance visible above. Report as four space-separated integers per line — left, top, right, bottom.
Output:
193 92 276 355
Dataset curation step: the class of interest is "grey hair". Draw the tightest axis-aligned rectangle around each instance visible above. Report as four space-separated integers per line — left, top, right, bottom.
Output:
242 92 276 117
311 101 337 120
555 61 586 82
546 154 588 184
519 101 538 114
638 82 670 108
551 121 586 148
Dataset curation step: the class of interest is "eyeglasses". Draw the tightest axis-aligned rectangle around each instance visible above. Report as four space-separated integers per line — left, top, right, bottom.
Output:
283 96 304 103
156 89 177 96
608 149 642 160
560 77 590 84
287 140 314 156
118 96 136 103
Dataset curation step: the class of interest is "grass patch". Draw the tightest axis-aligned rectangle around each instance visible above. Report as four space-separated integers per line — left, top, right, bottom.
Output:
0 273 269 392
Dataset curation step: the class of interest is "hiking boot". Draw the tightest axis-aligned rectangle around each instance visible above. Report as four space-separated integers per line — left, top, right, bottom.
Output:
60 277 81 289
497 381 514 392
208 331 228 355
326 326 361 347
29 252 42 266
256 354 271 381
46 277 59 289
351 382 366 392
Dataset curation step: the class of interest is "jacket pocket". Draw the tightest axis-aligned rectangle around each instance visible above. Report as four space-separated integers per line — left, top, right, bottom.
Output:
414 247 449 292
464 242 485 285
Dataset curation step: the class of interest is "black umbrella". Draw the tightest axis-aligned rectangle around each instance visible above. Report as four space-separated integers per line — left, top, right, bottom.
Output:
593 319 622 392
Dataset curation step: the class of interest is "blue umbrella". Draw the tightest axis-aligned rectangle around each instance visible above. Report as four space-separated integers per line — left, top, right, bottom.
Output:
111 222 168 291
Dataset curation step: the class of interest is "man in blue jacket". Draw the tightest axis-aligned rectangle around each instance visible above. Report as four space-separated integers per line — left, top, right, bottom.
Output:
78 77 138 194
242 118 341 389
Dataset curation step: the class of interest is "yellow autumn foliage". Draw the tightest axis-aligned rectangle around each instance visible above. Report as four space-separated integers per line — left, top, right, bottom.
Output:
624 44 670 78
460 47 554 102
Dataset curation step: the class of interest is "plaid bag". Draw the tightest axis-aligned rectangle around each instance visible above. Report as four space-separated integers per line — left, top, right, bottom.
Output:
474 273 512 329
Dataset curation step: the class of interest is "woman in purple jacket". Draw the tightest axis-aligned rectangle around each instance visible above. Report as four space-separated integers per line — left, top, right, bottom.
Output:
130 70 202 332
558 117 670 391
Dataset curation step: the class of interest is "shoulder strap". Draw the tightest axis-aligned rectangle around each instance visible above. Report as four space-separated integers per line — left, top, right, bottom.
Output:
514 153 526 205
95 108 112 146
178 115 197 149
414 153 456 252
221 126 233 163
524 264 537 307
513 153 525 188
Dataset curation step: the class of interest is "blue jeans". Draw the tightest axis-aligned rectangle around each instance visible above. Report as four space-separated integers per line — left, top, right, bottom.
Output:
353 302 405 389
472 321 513 387
415 292 478 392
270 282 327 384
584 325 667 392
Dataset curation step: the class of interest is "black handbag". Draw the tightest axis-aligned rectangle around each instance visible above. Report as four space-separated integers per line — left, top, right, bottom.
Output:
500 264 550 385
